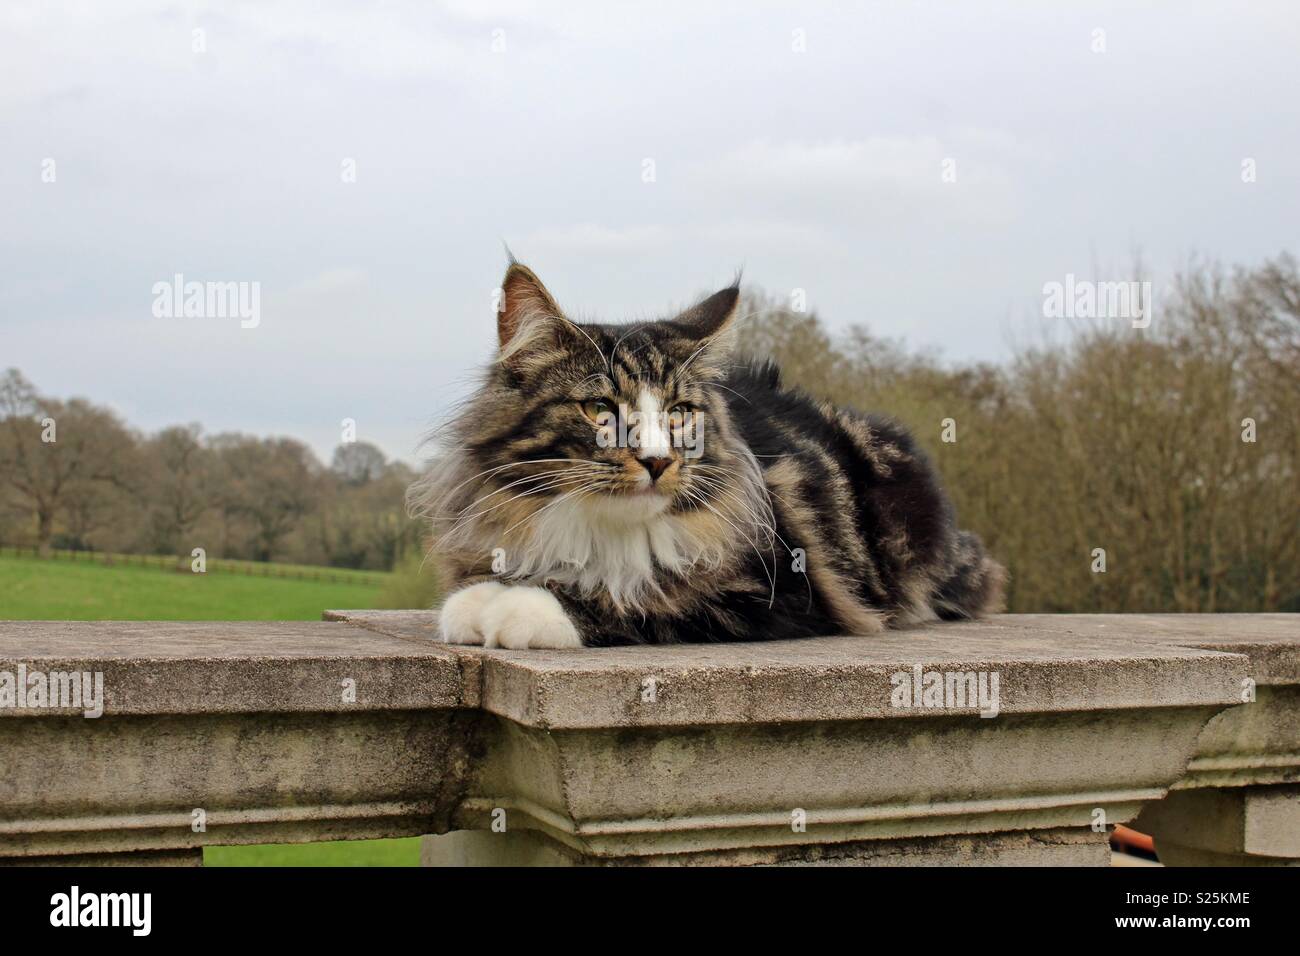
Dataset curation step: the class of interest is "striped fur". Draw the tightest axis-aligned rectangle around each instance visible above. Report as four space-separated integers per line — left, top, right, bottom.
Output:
410 263 1006 647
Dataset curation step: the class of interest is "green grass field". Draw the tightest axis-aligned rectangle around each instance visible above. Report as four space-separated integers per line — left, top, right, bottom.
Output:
0 553 383 620
204 838 418 867
0 551 422 866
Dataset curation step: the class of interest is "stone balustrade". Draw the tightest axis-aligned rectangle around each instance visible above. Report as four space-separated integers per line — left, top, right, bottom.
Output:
1 613 1296 866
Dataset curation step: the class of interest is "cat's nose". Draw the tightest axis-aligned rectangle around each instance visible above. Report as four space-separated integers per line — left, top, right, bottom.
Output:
639 456 672 482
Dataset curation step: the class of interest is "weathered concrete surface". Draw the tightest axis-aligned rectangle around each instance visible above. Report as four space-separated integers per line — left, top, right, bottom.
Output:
1024 614 1300 863
0 620 468 715
1135 786 1300 866
324 611 1293 866
1004 615 1300 792
341 611 1300 863
0 710 474 859
433 707 1208 862
1002 613 1299 685
331 610 1251 728
0 620 479 861
3 612 1296 866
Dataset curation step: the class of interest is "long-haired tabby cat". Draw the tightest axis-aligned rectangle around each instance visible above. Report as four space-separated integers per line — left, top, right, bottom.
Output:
410 262 1005 649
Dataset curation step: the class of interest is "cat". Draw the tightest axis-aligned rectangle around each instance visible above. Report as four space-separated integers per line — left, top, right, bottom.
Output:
409 262 1006 649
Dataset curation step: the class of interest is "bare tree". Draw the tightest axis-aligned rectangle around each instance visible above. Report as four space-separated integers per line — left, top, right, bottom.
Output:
142 424 219 555
212 435 320 562
0 370 139 555
331 441 387 487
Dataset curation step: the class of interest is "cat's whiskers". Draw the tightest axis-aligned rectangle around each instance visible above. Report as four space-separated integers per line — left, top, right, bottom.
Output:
690 463 778 543
429 458 603 510
689 474 778 546
444 471 606 529
677 484 777 606
451 464 609 518
685 454 796 608
430 464 601 529
703 484 781 603
687 469 814 611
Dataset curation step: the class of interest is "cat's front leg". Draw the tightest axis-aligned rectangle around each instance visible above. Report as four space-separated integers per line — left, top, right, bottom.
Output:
438 582 585 649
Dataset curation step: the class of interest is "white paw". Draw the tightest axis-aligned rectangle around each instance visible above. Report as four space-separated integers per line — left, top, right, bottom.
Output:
438 581 507 644
479 586 584 650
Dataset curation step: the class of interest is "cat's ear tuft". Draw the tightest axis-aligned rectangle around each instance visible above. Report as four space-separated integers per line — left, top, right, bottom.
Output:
497 263 564 350
672 284 741 344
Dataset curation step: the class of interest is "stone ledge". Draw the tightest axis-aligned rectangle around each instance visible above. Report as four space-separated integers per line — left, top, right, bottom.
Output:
993 614 1300 686
1 613 1296 866
0 620 467 715
328 610 1255 729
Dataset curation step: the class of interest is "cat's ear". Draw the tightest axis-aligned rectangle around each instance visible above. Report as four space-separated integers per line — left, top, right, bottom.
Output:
497 263 572 361
498 262 562 347
671 284 741 352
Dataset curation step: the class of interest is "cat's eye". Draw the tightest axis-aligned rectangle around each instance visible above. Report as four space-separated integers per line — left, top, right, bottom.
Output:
581 399 615 424
668 403 693 425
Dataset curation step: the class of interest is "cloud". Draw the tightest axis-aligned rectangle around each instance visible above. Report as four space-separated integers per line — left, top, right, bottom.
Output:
518 223 673 252
714 138 950 190
693 134 1027 229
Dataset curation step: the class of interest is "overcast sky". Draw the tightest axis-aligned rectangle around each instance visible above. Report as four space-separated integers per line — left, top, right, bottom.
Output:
4 1 1298 464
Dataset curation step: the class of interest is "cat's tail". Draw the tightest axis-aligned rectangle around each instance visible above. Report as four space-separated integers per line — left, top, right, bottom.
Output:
933 530 1007 619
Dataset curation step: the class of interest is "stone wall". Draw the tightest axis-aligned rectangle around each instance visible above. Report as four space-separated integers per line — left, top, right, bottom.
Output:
2 613 1296 865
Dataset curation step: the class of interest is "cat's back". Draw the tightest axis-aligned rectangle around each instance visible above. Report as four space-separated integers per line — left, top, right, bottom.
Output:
720 360 995 624
721 360 922 470
721 360 831 458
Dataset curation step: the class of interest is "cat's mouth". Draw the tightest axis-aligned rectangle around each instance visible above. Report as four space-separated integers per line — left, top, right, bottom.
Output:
610 473 677 508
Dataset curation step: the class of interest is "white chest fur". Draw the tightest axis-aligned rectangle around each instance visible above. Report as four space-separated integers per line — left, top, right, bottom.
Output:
504 493 724 610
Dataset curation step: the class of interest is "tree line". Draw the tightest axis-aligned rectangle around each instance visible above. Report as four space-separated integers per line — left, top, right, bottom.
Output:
0 373 421 571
